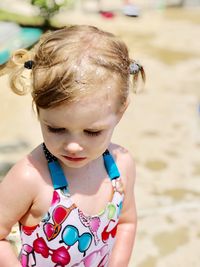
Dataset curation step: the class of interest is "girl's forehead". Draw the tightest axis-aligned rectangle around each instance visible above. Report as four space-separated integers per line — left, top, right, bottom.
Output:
66 76 120 108
39 88 119 124
40 92 117 129
60 88 117 112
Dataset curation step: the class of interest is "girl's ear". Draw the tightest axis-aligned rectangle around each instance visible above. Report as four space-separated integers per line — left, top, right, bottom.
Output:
117 95 130 122
123 95 130 112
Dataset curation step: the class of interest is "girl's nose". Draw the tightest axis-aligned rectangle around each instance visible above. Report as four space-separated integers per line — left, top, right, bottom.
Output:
64 142 83 154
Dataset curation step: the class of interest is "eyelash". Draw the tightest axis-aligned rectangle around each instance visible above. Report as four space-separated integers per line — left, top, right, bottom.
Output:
84 130 102 137
47 126 102 137
47 126 65 133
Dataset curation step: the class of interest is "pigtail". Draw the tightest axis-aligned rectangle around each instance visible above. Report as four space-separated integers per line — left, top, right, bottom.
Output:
0 49 34 95
129 60 146 93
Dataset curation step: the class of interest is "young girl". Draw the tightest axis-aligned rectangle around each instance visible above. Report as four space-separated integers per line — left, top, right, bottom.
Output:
0 25 145 267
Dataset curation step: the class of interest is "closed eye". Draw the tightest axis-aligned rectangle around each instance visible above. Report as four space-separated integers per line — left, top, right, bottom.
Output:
47 126 66 133
84 130 102 137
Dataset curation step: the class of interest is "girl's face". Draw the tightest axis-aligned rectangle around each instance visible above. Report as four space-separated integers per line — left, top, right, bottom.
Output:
39 90 124 169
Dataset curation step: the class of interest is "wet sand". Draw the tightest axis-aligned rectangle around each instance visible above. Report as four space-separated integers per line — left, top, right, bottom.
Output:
1 4 200 267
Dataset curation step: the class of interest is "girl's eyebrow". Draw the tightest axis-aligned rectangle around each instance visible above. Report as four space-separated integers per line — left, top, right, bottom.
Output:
42 120 63 128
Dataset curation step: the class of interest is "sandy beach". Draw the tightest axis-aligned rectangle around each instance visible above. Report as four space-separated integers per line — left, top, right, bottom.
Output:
0 2 200 266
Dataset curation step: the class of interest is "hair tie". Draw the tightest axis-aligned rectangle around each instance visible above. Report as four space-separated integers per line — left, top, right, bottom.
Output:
24 60 34 69
129 61 142 75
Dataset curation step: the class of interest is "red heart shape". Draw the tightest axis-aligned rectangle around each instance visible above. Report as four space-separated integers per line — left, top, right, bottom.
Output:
43 223 55 240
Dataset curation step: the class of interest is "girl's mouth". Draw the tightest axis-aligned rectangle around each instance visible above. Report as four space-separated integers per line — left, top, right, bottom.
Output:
62 156 87 162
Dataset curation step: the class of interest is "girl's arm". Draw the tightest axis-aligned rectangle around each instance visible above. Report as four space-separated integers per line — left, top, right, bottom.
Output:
0 239 21 267
108 149 137 267
0 160 36 267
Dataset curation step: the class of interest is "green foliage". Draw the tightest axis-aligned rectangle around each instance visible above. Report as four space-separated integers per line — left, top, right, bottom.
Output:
0 9 43 26
30 0 73 26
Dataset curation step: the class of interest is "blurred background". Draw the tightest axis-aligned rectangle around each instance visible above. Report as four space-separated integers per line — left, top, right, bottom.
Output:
0 1 200 266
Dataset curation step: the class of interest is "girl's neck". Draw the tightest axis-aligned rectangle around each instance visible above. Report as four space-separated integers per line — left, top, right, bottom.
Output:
59 155 104 179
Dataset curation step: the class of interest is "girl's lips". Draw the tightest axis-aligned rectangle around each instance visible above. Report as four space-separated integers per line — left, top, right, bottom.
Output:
62 155 87 162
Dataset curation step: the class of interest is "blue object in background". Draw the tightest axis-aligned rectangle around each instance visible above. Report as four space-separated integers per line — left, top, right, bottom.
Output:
0 49 10 64
19 27 42 49
0 22 42 65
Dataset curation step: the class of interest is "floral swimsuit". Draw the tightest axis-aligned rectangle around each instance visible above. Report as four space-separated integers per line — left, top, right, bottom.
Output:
19 144 124 267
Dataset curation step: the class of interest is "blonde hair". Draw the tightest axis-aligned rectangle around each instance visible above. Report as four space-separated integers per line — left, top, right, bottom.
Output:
0 25 145 110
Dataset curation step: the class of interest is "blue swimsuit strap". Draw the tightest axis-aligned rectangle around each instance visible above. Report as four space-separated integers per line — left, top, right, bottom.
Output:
43 143 68 190
42 143 120 190
102 150 120 180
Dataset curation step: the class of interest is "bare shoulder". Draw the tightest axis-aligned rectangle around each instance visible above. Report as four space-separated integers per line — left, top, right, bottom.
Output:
3 145 45 189
108 143 136 186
